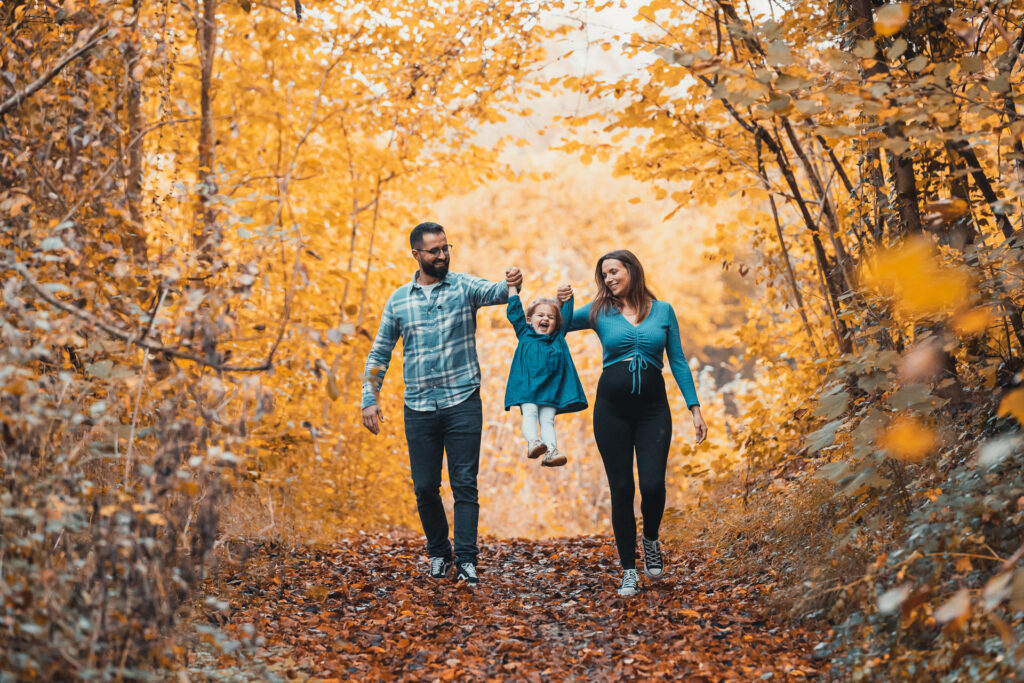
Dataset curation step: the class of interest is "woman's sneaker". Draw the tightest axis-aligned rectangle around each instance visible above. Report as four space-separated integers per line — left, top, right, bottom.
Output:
527 440 547 459
456 562 479 585
541 447 566 467
429 556 453 579
617 568 640 596
641 536 665 579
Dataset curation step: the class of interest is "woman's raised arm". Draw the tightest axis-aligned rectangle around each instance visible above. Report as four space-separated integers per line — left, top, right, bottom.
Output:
557 283 591 333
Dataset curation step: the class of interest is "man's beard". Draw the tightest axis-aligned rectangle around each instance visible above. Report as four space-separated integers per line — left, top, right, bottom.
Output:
421 259 449 279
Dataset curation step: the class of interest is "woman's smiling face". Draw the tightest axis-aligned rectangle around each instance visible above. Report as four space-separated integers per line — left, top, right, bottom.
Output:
601 258 631 297
529 304 558 335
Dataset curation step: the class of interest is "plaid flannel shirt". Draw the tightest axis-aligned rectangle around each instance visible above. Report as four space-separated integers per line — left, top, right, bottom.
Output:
361 270 509 411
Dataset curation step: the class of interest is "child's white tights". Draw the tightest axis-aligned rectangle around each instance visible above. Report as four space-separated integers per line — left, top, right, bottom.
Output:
521 403 557 447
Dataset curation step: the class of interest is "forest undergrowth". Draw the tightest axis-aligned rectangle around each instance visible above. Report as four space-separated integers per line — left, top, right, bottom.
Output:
667 374 1024 681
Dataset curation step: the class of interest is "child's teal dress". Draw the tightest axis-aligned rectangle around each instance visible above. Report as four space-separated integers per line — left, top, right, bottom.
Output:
504 294 588 414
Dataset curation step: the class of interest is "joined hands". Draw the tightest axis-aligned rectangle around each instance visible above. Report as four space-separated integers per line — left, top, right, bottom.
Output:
505 266 523 292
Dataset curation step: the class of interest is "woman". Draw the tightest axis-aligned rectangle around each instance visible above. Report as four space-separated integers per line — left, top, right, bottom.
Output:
562 250 707 597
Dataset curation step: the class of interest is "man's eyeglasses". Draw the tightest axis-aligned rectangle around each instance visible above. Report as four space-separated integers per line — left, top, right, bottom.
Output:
414 244 453 256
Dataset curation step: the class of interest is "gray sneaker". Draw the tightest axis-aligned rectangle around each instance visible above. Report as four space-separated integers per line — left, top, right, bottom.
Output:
617 568 640 597
642 536 665 579
541 447 566 467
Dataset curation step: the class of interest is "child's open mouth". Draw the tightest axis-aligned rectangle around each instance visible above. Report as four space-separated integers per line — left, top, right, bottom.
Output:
538 322 550 332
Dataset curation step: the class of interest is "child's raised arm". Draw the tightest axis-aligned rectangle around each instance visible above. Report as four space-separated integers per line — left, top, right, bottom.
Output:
559 294 574 337
506 285 531 338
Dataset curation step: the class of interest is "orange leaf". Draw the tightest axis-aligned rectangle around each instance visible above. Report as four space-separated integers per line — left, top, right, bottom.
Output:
874 3 910 37
998 388 1024 424
880 417 935 462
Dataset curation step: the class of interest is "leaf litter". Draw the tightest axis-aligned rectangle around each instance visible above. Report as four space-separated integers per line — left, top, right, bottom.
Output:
195 534 823 681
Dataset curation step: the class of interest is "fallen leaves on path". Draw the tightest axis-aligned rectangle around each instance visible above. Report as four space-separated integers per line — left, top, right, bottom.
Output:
199 534 823 681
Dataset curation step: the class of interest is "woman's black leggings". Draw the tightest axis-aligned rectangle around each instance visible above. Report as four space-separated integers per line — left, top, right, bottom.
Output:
593 361 672 570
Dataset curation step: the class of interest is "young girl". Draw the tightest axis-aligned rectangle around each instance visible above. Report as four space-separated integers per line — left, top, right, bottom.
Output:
504 285 588 467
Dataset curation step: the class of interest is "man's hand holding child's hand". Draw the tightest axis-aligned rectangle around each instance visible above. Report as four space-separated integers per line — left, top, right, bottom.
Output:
505 267 523 291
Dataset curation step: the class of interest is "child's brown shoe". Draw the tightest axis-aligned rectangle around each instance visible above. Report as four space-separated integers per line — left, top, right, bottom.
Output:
527 440 547 459
541 447 566 467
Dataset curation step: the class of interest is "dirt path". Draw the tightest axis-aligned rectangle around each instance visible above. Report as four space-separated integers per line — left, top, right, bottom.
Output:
195 534 824 681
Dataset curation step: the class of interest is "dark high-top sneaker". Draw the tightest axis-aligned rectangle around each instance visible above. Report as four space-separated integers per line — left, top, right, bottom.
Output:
642 536 665 579
429 556 453 579
455 562 479 585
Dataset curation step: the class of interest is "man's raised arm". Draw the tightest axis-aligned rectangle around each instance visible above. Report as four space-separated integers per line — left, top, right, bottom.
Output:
464 266 523 308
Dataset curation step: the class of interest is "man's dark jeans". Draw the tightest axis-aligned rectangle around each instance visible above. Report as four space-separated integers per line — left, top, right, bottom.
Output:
403 389 482 565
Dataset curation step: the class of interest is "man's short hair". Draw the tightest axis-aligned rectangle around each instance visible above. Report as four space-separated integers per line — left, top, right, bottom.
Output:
410 222 445 249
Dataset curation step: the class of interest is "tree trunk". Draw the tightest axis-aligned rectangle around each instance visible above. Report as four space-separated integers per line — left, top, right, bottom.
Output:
194 0 218 267
124 0 147 266
885 143 923 235
846 0 923 237
782 119 855 291
949 140 1015 240
762 129 852 353
756 134 819 350
942 144 979 250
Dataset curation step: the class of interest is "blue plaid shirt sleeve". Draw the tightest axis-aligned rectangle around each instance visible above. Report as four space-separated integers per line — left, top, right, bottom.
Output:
464 274 509 308
361 294 400 409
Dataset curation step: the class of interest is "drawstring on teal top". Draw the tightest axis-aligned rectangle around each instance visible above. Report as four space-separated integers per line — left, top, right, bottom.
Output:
566 300 702 409
627 333 648 394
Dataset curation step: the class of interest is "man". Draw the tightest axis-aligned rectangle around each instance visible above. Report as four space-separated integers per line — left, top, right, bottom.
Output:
361 221 522 584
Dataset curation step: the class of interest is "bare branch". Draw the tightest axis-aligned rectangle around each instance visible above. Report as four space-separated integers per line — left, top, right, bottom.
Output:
8 257 280 373
0 25 106 118
125 288 165 485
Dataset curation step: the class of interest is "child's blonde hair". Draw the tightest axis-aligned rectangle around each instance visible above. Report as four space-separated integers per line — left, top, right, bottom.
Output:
526 298 562 331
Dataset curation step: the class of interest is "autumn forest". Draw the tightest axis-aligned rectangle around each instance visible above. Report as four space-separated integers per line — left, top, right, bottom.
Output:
4 0 1024 679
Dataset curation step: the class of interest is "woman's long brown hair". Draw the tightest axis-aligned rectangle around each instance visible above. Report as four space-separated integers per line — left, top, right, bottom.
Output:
589 249 657 326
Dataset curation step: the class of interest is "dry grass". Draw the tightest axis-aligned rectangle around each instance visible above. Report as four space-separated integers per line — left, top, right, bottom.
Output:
663 471 883 621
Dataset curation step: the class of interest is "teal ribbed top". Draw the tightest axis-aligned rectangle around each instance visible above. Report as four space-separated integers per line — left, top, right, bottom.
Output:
567 300 700 408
